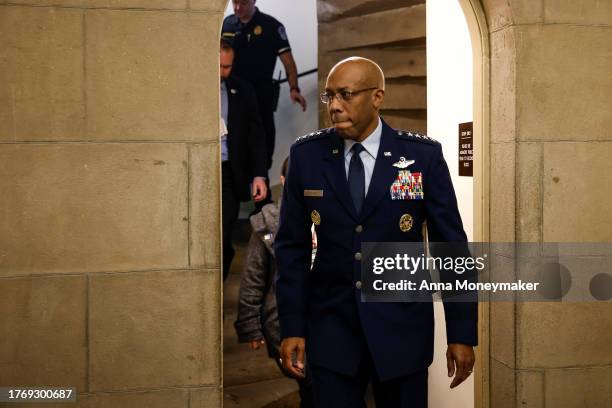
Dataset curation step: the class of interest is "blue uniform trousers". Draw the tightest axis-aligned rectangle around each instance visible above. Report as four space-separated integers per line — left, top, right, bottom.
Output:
310 345 428 408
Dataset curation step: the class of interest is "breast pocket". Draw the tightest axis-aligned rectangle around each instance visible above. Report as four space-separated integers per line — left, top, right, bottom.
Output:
386 198 425 236
303 189 325 225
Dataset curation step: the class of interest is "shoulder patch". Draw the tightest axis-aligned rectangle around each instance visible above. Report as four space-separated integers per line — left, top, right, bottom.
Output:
396 130 440 145
278 25 288 41
294 128 331 145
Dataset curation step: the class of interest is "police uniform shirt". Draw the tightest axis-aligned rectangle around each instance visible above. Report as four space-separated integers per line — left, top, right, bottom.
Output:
222 7 292 83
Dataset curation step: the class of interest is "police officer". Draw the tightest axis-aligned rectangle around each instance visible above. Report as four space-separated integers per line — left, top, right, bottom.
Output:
275 58 477 407
223 0 307 208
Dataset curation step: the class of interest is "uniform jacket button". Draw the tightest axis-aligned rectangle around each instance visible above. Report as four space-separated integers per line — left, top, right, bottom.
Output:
354 252 362 261
355 225 363 233
355 281 362 289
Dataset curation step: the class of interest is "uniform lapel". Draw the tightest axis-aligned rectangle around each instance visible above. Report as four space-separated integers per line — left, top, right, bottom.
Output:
323 130 359 221
359 120 400 221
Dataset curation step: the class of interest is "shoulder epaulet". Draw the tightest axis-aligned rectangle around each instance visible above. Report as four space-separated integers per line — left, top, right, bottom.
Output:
294 129 331 145
396 130 440 145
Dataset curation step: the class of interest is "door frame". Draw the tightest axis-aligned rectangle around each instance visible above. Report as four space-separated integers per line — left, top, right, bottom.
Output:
456 1 491 407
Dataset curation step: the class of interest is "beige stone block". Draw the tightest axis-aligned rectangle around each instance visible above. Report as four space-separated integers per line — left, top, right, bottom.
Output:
0 276 87 391
7 0 188 5
0 6 84 141
89 269 221 391
490 301 516 366
509 0 543 25
8 392 163 408
516 25 612 141
319 4 425 51
490 294 515 367
517 370 544 408
488 252 518 368
490 142 515 242
546 367 612 407
189 143 221 268
190 0 229 11
86 389 189 408
481 0 542 31
545 0 612 25
481 0 513 31
317 0 425 22
543 142 612 242
490 27 516 143
189 387 221 408
85 10 220 141
0 143 189 275
490 359 515 408
0 398 88 408
517 302 612 368
517 143 542 242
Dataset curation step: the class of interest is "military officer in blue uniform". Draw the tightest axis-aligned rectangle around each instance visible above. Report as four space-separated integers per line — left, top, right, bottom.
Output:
275 57 477 407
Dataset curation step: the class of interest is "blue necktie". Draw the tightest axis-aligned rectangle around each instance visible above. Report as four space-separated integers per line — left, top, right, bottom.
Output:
348 143 366 214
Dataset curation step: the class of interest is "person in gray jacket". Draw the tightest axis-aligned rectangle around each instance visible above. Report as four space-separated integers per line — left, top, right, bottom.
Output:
234 157 313 407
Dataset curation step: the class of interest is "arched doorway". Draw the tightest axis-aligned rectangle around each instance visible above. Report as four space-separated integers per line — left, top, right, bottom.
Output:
429 0 491 406
219 0 490 406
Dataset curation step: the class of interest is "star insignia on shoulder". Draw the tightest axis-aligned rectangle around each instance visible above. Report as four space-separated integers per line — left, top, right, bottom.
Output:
295 129 330 144
397 130 439 145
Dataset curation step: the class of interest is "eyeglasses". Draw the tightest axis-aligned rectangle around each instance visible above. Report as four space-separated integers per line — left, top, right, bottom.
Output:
320 87 378 104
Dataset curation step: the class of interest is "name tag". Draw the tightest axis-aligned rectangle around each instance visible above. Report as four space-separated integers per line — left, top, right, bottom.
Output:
304 189 324 197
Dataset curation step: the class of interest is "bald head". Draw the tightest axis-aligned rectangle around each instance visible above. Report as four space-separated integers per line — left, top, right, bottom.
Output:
324 57 385 141
328 57 385 92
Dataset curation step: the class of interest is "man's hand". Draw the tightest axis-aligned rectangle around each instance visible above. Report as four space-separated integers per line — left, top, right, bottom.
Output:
446 343 475 388
248 339 265 350
279 337 306 379
252 177 267 202
290 89 307 112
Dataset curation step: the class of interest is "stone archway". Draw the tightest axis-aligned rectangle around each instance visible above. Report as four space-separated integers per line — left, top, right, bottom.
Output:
455 1 490 406
315 0 491 406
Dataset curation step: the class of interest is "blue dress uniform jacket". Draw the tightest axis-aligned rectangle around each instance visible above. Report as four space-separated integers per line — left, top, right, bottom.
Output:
275 119 478 382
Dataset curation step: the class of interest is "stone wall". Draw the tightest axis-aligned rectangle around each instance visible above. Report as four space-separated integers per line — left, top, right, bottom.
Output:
482 0 612 406
1 0 611 407
0 1 225 406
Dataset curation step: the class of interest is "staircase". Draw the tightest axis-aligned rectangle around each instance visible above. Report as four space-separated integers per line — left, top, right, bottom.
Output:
317 0 427 133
